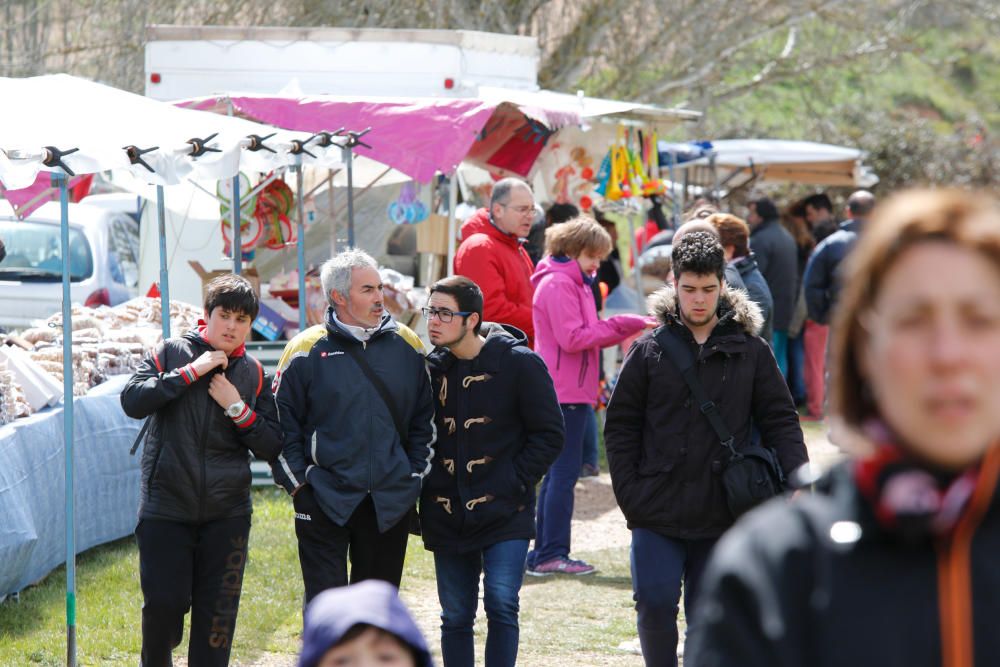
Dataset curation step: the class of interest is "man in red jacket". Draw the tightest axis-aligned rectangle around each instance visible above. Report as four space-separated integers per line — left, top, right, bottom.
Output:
454 178 537 346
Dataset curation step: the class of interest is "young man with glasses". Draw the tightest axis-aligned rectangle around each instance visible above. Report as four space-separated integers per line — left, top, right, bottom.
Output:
420 275 563 667
454 178 538 346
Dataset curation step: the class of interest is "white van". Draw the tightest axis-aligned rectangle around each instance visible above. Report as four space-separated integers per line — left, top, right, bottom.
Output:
0 198 141 332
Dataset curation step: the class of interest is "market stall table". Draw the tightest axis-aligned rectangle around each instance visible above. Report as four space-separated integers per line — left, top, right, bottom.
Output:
0 375 140 600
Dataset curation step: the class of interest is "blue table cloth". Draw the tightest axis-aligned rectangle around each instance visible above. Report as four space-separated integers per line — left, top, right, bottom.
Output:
0 375 141 599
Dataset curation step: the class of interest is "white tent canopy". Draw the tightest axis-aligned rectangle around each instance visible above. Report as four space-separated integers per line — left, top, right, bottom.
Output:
0 74 345 190
672 139 879 188
476 86 701 127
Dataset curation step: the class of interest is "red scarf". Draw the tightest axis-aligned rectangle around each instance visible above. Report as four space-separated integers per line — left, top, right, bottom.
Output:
853 421 979 542
196 320 246 358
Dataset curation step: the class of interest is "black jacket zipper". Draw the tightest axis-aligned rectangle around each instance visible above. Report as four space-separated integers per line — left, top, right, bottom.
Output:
197 367 217 522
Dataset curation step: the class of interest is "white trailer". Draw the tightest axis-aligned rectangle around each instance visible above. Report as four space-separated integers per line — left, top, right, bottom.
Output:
145 25 540 101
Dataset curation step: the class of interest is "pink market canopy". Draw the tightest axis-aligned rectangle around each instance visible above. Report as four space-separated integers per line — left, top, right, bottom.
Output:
180 94 584 183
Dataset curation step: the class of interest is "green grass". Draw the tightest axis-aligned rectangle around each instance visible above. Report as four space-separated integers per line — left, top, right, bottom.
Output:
0 488 304 666
0 487 646 666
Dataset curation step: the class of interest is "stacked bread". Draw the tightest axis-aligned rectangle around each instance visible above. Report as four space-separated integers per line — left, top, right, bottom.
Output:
0 297 202 419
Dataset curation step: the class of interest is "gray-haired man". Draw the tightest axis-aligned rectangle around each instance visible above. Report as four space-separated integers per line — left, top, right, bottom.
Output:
270 248 435 602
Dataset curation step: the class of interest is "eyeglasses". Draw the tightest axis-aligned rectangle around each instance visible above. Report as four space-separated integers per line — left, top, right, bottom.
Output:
421 307 473 323
500 203 535 215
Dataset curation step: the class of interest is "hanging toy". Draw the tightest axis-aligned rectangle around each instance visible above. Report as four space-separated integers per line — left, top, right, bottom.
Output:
256 177 296 249
218 172 262 259
388 182 429 225
594 148 612 196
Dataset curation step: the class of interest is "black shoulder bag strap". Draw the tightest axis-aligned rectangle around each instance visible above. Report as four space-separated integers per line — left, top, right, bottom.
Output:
342 342 409 447
653 327 738 458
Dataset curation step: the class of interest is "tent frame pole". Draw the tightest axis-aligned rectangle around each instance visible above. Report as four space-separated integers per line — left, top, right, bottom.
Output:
55 171 77 667
344 146 356 249
294 163 307 331
232 175 242 275
156 185 170 340
447 175 458 276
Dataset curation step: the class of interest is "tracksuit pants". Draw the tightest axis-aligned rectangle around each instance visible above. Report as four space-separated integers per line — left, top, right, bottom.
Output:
135 516 251 667
293 488 410 604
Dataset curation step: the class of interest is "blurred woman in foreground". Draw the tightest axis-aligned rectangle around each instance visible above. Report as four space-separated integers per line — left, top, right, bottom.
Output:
686 189 1000 667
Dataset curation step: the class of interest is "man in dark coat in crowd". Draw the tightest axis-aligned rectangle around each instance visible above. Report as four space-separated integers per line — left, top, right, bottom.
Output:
605 232 808 667
802 192 839 243
803 190 875 325
747 194 799 375
421 275 563 667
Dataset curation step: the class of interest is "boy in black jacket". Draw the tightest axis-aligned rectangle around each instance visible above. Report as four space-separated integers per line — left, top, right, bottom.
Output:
421 276 564 667
121 274 283 667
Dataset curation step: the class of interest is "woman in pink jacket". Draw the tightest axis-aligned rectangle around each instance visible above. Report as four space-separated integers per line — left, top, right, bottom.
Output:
526 217 655 576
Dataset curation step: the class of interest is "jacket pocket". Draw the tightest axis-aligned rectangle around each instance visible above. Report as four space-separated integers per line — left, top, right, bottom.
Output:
638 453 679 477
419 489 464 536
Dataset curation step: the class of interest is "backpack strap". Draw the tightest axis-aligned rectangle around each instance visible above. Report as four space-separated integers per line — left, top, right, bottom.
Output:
243 354 264 411
250 355 263 396
130 345 168 455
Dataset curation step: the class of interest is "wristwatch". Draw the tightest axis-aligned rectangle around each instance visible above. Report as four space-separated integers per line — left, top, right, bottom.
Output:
225 400 246 418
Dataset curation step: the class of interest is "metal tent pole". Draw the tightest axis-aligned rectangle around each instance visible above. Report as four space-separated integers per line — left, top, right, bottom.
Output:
667 154 679 227
627 207 644 309
232 175 242 276
447 175 458 276
156 185 170 340
344 146 355 249
295 164 307 331
328 170 336 257
55 171 77 667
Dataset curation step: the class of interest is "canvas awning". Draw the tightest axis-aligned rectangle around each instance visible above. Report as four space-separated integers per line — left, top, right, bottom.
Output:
660 139 879 188
178 88 699 184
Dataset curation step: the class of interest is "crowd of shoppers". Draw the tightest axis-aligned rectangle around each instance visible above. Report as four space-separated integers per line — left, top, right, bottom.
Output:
121 175 1000 667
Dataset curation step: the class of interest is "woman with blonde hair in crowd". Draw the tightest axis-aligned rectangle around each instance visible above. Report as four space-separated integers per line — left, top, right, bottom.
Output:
526 216 655 576
686 189 1000 666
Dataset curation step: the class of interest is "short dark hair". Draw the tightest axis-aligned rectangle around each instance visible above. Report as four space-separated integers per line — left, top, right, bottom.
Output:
672 231 725 282
748 195 779 221
204 274 259 320
803 193 833 212
429 275 484 335
545 203 579 226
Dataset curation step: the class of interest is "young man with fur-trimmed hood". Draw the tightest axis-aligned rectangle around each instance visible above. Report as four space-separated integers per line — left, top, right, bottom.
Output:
604 231 807 667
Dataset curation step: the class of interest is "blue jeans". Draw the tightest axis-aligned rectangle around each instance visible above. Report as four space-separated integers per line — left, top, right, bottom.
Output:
771 329 789 378
630 528 717 667
582 407 599 470
788 332 806 404
527 403 592 566
434 539 530 667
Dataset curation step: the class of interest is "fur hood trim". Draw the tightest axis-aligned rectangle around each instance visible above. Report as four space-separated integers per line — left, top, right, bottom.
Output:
646 284 764 336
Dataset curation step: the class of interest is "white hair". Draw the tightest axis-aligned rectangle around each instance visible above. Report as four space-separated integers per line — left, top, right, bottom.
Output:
320 248 379 306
